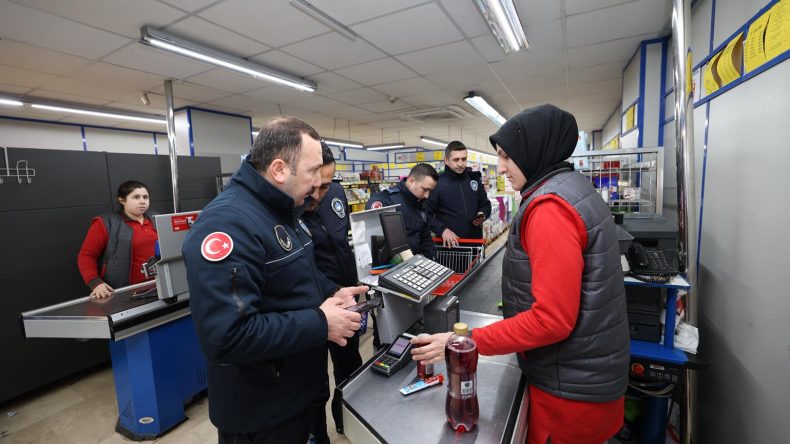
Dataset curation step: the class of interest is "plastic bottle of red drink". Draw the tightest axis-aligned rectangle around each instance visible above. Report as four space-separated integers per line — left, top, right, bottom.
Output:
445 322 479 432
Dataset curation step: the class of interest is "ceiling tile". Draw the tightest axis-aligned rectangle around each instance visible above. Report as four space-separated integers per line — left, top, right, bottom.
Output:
194 103 247 115
568 78 621 96
372 77 441 98
150 81 233 102
505 74 566 94
165 16 270 57
199 0 330 47
425 64 496 90
105 97 196 114
396 41 484 76
245 85 310 104
567 35 647 68
326 87 387 106
0 39 91 76
565 0 634 16
69 62 164 90
351 4 464 55
398 90 457 108
249 50 324 78
308 72 362 95
514 0 562 25
103 43 215 79
471 35 509 63
38 76 146 101
567 62 624 83
12 0 185 38
287 95 349 113
358 100 413 113
159 0 218 12
305 0 426 25
207 94 267 112
335 58 417 86
565 0 670 48
0 83 32 95
324 105 370 119
26 89 111 106
281 32 385 70
490 52 567 79
439 0 489 38
0 0 130 58
187 68 275 94
0 64 59 89
525 19 565 53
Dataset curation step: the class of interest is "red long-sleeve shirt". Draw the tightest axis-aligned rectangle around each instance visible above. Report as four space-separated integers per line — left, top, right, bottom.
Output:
472 194 623 443
77 215 158 289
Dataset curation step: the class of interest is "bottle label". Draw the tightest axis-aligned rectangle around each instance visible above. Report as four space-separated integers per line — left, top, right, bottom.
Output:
460 379 475 398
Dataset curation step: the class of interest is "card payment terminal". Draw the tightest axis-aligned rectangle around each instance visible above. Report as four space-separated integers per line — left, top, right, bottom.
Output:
371 333 415 377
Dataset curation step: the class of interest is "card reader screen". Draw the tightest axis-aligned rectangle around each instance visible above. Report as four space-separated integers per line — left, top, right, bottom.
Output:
388 337 410 357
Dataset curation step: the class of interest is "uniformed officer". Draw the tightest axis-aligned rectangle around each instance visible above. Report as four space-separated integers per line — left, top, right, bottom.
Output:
303 143 363 441
366 163 439 259
183 117 368 444
425 141 492 247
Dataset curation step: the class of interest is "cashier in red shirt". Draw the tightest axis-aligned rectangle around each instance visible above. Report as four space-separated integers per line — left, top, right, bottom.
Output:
77 180 158 299
411 104 630 444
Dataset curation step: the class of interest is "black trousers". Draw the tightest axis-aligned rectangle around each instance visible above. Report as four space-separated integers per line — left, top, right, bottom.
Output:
311 334 363 442
218 404 313 444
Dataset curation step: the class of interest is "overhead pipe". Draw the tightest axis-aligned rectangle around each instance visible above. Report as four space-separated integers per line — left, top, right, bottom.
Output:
164 79 180 213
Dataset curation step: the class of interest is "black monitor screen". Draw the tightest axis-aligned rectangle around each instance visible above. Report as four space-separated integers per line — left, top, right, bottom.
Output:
379 212 410 256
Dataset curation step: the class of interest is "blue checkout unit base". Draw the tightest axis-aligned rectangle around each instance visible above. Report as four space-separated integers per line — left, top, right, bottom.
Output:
109 315 207 440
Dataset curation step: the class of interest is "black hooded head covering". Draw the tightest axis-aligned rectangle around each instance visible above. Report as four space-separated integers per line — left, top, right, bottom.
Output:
489 104 578 194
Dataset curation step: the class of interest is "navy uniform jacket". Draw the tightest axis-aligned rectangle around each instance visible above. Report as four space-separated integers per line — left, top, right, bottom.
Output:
366 180 435 259
425 168 492 239
302 181 357 287
183 160 337 433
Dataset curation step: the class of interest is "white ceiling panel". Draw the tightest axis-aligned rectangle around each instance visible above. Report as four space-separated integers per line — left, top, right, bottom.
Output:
68 62 164 90
424 64 496 90
195 103 245 114
0 64 59 89
397 90 457 108
326 88 388 106
199 0 330 47
12 0 184 38
105 97 195 115
351 4 463 55
0 106 72 121
373 119 413 129
0 83 32 95
565 0 669 48
207 94 271 112
567 34 648 68
349 113 399 124
186 68 275 94
287 95 349 114
358 100 413 114
565 0 637 16
525 20 565 54
373 77 441 98
0 0 130 59
281 32 385 70
568 78 621 96
0 39 91 76
439 0 489 38
470 35 509 63
249 50 324 77
165 17 270 57
502 73 567 94
150 81 233 103
397 41 484 76
490 52 567 80
159 0 217 13
306 0 427 26
102 44 214 79
308 72 362 95
37 76 144 101
567 61 624 83
324 105 370 119
335 58 417 86
26 89 111 105
244 85 310 104
514 0 562 25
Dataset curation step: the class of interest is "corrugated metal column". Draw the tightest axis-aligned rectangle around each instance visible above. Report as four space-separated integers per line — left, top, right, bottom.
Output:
671 1 697 443
164 79 180 212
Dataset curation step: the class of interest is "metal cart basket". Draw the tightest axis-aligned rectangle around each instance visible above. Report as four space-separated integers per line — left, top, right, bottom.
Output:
431 238 486 295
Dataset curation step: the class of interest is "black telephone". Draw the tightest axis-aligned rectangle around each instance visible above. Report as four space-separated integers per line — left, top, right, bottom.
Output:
626 242 677 278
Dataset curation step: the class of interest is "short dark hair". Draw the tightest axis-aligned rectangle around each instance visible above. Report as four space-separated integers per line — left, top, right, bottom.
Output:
320 142 336 166
444 140 467 158
249 116 320 172
409 163 439 182
117 180 149 199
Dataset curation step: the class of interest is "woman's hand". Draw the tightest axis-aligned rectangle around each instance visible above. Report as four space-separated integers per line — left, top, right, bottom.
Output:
90 283 114 299
410 332 453 365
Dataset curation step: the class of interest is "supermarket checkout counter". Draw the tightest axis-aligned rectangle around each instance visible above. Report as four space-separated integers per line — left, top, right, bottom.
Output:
20 212 206 440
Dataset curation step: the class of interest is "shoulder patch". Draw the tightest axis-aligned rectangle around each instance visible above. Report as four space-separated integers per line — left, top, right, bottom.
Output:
331 198 345 218
370 201 383 210
274 225 292 251
470 180 479 191
201 232 234 262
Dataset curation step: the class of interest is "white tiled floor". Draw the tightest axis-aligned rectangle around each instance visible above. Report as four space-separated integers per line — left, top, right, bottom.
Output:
0 330 376 443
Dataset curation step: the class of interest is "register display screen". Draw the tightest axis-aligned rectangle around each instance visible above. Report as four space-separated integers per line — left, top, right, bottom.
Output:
380 212 410 256
388 337 411 357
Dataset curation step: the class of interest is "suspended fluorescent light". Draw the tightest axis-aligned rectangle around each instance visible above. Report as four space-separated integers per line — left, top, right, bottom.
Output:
139 26 316 93
323 138 364 149
420 136 448 147
366 143 405 151
473 0 529 53
464 93 506 126
289 0 358 42
31 104 166 124
0 98 24 107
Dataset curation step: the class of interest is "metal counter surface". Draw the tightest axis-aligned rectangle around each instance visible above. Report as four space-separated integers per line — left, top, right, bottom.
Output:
341 311 526 444
452 247 504 316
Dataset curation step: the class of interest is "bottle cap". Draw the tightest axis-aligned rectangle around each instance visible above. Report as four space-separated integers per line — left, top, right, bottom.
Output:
453 322 468 336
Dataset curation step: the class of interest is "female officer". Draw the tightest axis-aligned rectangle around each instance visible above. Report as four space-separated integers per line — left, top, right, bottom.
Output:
411 104 629 443
77 180 158 299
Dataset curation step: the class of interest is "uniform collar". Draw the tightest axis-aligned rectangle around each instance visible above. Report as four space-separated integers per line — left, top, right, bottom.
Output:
397 179 420 207
232 160 296 221
443 166 467 180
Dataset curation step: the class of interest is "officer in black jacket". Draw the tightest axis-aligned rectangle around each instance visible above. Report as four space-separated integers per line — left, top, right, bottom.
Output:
366 163 439 259
425 141 492 247
183 117 368 444
302 143 362 441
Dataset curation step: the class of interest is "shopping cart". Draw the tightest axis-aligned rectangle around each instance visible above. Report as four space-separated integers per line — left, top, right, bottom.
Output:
431 238 486 296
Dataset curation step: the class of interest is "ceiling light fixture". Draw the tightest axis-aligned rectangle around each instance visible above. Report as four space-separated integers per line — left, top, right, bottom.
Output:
420 136 448 147
464 92 506 126
31 104 166 125
473 0 529 53
139 26 316 93
289 0 358 42
366 143 405 151
323 138 364 149
0 98 24 107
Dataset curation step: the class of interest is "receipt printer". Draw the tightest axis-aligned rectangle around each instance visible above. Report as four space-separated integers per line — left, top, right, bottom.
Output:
423 295 460 334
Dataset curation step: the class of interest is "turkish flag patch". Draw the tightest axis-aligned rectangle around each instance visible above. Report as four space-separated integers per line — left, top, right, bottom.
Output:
201 232 234 262
371 201 383 209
